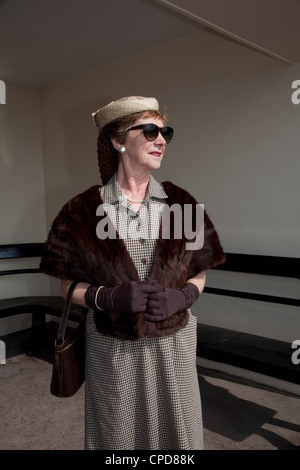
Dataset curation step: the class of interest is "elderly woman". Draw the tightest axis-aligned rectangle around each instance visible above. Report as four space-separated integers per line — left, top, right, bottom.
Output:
40 96 225 450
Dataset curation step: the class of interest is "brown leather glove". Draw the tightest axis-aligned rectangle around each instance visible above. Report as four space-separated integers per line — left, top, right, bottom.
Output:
85 279 162 313
146 281 199 322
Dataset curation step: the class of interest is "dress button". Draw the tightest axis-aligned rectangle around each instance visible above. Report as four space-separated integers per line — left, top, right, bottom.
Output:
139 238 145 244
141 258 147 265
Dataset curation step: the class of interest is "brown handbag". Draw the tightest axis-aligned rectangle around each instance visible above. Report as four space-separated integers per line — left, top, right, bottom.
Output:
50 281 87 398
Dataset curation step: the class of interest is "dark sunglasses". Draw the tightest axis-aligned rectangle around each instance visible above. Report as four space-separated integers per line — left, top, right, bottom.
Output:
127 123 174 144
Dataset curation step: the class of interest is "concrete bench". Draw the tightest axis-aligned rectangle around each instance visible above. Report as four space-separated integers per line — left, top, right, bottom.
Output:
0 243 85 354
198 253 300 385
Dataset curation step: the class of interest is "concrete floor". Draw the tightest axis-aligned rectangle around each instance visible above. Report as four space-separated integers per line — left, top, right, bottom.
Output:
0 325 300 451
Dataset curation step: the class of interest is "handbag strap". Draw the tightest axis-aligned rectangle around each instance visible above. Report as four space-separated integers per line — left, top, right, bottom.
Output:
56 280 79 343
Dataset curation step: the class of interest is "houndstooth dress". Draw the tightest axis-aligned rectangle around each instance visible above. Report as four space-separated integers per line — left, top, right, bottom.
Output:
84 174 203 450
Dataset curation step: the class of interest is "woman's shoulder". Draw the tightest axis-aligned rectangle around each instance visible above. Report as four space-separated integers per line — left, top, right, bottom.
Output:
60 185 101 212
161 181 197 205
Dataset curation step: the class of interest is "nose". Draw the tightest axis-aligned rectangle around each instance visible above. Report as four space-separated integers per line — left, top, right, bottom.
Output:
155 131 167 145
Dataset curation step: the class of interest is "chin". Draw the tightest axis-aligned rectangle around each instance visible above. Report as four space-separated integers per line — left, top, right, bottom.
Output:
150 158 163 171
139 156 162 172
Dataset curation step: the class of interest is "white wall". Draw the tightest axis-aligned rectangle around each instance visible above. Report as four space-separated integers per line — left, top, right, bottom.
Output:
41 30 300 257
1 28 299 341
40 30 300 341
0 85 49 334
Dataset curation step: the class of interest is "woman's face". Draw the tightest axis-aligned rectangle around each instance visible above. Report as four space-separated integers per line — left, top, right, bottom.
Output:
120 116 167 173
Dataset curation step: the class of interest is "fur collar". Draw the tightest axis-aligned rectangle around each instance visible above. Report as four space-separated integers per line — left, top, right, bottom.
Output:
40 181 225 339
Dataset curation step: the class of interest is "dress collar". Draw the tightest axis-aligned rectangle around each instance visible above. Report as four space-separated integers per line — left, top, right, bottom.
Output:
103 172 168 208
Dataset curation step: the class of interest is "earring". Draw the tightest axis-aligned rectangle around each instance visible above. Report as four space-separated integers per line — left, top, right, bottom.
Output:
119 146 126 153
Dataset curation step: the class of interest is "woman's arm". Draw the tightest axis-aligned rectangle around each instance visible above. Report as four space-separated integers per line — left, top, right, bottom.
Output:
61 280 90 307
186 270 206 295
61 271 206 311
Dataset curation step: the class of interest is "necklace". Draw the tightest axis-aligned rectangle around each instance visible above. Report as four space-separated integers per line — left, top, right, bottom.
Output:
126 197 144 203
122 191 145 203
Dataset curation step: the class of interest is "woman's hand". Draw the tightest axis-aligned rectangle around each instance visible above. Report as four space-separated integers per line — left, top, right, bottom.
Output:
145 273 205 322
145 287 186 321
109 280 162 312
85 279 162 313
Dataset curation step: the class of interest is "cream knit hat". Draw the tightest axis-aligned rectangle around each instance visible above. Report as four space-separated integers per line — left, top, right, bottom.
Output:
92 96 159 129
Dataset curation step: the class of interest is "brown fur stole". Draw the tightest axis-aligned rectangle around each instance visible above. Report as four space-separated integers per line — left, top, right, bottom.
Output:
40 181 225 339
